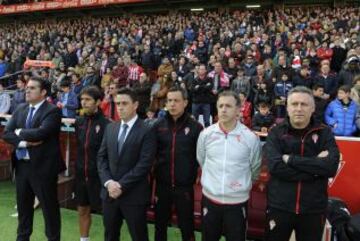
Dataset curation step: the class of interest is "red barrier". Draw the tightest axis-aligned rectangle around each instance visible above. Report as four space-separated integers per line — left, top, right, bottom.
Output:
329 137 360 214
0 0 148 15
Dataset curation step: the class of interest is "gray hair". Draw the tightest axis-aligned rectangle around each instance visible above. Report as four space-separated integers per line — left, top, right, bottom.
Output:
287 86 315 106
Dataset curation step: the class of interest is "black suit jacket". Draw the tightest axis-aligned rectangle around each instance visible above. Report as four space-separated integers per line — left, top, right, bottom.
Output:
97 118 156 205
2 101 65 178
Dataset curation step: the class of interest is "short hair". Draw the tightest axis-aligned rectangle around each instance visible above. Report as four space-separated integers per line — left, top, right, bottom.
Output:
59 78 71 87
287 86 314 106
338 85 351 93
167 86 188 100
29 77 50 94
217 90 241 107
312 84 324 91
258 101 271 108
80 86 103 101
117 87 138 102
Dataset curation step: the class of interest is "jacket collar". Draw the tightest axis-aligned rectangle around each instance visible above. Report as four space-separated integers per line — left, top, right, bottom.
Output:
165 111 189 127
214 121 247 135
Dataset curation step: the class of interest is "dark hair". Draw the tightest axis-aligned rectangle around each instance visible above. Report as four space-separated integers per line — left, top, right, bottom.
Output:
167 86 188 100
80 86 103 101
29 77 50 94
258 101 271 108
217 90 241 107
338 85 351 93
117 87 138 102
59 78 71 87
312 83 324 91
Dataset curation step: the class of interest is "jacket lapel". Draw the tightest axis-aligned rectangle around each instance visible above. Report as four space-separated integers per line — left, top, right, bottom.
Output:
29 101 47 128
112 123 121 156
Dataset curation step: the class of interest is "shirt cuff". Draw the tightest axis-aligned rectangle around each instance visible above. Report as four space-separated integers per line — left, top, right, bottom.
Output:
15 128 22 136
104 180 113 188
18 141 27 148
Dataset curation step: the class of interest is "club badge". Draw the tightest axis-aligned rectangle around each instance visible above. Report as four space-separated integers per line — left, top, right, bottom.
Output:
95 125 100 134
184 127 190 135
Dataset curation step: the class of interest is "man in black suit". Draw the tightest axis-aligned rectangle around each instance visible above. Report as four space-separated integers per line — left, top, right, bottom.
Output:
97 87 156 241
2 77 65 241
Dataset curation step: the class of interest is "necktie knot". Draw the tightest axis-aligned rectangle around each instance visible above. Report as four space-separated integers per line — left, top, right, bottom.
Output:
122 123 128 132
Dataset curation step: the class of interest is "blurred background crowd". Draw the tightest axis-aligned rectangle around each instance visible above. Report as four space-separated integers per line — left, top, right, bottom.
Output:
0 6 359 135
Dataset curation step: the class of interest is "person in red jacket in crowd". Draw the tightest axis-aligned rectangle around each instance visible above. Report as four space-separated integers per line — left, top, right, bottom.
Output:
316 41 333 61
111 57 129 88
100 82 120 122
239 91 252 128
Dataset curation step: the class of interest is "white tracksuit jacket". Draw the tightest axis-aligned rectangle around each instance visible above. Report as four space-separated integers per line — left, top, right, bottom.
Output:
197 122 262 204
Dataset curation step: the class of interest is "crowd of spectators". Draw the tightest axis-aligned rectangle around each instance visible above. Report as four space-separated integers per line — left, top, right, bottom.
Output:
0 6 359 136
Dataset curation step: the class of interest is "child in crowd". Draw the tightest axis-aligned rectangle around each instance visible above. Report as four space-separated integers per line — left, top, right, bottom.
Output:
274 73 293 118
325 85 358 136
312 84 328 124
252 101 275 133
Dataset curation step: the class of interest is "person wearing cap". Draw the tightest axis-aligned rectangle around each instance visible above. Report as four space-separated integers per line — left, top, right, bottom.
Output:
57 78 79 118
338 55 360 86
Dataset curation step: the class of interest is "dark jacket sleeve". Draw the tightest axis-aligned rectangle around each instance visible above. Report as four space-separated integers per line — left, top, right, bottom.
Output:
252 114 262 131
2 108 23 147
97 124 113 186
18 107 62 142
265 129 316 181
288 128 340 178
118 126 157 192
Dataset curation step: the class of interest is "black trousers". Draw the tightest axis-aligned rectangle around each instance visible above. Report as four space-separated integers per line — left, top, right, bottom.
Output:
265 208 325 241
155 185 195 241
201 196 247 241
102 199 149 241
15 161 61 241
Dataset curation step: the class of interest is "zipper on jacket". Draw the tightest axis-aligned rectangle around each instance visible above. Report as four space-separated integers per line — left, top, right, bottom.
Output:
84 119 92 182
222 134 228 203
295 127 323 214
171 128 176 188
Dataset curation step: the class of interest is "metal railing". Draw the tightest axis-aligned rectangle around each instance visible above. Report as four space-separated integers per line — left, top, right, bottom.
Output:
0 113 76 177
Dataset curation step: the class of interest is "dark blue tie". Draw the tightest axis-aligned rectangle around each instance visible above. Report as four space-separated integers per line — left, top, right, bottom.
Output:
26 107 35 129
118 124 128 156
16 107 35 160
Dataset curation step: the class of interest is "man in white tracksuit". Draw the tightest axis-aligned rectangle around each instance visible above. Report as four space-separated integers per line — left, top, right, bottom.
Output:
197 90 262 241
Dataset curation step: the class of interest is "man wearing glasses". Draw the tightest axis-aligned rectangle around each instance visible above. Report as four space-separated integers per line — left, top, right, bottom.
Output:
3 77 65 241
